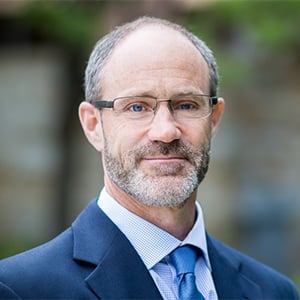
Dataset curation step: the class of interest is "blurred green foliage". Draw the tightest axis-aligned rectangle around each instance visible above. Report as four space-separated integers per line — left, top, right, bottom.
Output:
19 1 300 53
20 1 102 53
181 1 300 88
184 1 300 49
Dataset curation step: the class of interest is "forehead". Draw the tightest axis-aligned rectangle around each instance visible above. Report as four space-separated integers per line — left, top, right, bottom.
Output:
101 25 209 98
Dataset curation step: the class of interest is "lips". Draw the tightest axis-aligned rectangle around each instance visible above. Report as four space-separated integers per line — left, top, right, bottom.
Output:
142 152 190 164
139 155 190 176
143 155 186 161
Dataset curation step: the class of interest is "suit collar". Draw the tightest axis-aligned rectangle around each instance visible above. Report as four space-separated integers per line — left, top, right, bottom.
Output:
72 200 162 299
207 234 262 299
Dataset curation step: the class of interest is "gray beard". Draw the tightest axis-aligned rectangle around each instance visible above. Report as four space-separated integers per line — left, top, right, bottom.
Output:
103 139 210 208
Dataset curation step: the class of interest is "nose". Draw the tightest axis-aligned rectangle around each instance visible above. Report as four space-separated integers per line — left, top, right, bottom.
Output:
147 103 181 143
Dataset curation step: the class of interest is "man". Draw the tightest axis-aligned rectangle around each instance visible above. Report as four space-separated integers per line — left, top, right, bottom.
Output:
0 16 298 300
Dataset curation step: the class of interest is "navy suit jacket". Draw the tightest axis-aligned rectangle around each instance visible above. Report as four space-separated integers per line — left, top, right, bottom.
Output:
0 199 299 299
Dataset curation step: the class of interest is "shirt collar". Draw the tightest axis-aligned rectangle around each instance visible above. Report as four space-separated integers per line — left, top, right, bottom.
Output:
97 188 211 270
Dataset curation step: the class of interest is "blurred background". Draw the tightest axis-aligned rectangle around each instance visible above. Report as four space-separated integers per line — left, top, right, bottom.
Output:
0 0 299 289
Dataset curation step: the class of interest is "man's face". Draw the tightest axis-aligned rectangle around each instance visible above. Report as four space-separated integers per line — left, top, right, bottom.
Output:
99 26 216 208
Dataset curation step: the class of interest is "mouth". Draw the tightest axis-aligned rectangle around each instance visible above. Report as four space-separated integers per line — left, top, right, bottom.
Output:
140 155 190 176
143 156 187 163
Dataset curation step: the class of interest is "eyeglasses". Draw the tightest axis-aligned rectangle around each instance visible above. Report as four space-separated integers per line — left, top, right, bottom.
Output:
90 94 218 123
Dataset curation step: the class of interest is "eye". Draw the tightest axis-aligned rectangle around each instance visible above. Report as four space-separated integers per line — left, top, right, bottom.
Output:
174 100 200 111
178 102 197 110
129 103 145 112
113 97 156 120
121 98 154 114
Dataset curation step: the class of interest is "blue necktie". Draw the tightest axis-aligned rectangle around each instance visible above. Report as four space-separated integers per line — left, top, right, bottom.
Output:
170 245 205 300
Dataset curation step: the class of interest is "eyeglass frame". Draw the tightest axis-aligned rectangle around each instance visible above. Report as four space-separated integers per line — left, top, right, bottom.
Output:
89 94 218 121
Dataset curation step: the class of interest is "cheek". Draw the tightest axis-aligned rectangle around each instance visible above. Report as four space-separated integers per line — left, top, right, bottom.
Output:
181 120 212 146
102 118 145 157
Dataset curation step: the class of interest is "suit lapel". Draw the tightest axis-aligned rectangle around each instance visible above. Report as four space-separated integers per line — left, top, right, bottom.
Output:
72 200 162 299
207 235 262 299
86 229 162 299
72 200 264 299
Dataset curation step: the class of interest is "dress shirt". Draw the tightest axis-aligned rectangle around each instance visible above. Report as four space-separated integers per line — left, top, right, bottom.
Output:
98 188 218 300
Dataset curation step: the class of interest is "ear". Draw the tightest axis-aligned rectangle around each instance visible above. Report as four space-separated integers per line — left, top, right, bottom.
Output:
78 102 104 152
211 97 225 136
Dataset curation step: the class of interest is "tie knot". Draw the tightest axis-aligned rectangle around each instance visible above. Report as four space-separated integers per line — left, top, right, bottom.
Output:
170 245 199 276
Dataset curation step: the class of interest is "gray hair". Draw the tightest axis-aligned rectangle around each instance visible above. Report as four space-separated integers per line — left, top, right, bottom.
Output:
85 16 219 101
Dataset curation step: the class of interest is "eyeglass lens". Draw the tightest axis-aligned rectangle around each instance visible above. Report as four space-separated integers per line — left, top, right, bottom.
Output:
112 95 212 122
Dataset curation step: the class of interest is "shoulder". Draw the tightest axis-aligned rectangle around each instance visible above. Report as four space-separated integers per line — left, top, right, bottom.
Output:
0 227 73 271
0 227 74 276
0 200 112 299
0 199 101 281
0 228 90 299
208 234 286 277
207 234 299 299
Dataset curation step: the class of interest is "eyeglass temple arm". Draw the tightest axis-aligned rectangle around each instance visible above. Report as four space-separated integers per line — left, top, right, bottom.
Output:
211 96 218 105
89 100 114 109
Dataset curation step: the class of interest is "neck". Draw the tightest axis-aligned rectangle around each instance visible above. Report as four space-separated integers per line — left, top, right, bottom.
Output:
104 176 197 240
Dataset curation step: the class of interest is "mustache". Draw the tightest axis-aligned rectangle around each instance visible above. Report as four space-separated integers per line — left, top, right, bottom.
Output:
132 140 208 164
